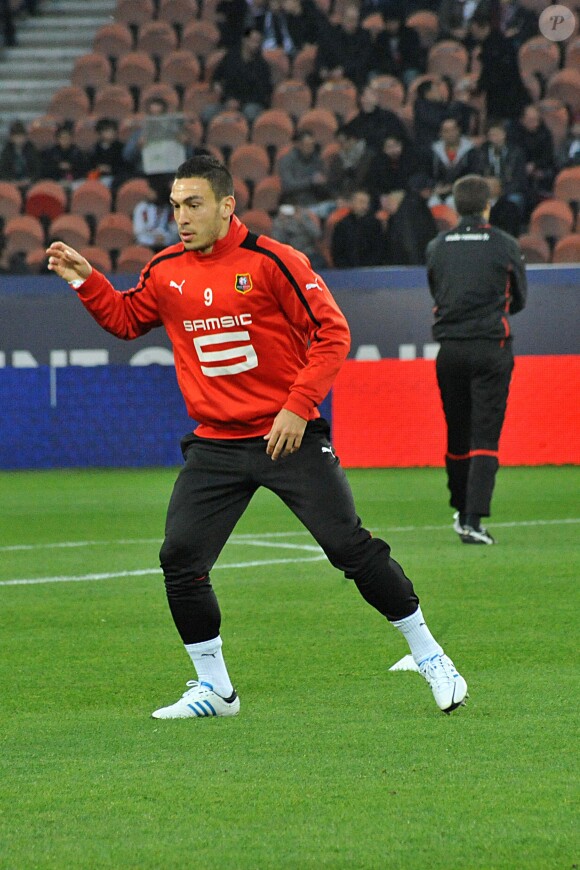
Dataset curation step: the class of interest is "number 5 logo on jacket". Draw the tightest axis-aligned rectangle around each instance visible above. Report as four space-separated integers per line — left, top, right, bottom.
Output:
193 331 258 377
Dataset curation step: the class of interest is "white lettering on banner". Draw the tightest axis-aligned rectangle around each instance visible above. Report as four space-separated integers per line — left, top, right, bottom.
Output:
69 350 109 366
193 331 258 377
129 347 174 366
11 351 38 368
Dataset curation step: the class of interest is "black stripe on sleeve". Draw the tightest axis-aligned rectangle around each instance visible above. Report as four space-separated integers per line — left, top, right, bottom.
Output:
124 247 189 297
240 231 322 332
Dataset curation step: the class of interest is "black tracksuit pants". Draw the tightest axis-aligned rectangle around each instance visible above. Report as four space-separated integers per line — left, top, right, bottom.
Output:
159 419 419 644
436 338 514 518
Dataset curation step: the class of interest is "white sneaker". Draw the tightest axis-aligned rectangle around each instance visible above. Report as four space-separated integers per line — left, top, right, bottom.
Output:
152 681 240 719
453 511 465 536
419 653 468 714
461 525 495 545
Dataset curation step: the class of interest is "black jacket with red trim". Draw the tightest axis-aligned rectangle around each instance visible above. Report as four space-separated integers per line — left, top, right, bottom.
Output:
426 214 527 341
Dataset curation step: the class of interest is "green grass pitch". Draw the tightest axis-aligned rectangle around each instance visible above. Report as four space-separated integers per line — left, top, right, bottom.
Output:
1 466 578 869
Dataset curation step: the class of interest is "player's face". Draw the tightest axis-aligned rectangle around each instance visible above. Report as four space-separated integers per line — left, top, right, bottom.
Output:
170 177 234 253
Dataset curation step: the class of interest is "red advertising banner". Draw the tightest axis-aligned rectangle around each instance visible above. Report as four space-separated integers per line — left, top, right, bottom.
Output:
332 356 580 467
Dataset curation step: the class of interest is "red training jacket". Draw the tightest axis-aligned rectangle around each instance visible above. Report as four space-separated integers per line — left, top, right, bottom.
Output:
74 215 351 438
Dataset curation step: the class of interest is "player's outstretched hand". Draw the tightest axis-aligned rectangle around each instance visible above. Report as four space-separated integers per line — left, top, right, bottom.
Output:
264 409 308 461
46 241 92 284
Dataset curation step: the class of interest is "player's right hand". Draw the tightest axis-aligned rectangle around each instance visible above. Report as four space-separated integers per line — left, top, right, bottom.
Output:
46 241 92 284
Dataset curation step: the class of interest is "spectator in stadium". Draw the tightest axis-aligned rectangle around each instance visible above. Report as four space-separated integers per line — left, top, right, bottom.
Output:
209 27 273 124
507 103 556 210
215 0 249 48
310 3 374 91
270 201 326 269
383 173 438 264
132 182 180 252
46 153 468 719
325 125 374 203
123 95 193 181
426 174 527 545
282 0 323 52
361 133 419 207
425 117 482 207
555 115 580 169
278 129 335 217
86 118 129 190
469 15 531 122
41 123 87 185
497 0 538 47
413 78 475 146
331 188 385 267
438 0 492 44
477 119 527 214
487 176 521 237
344 84 409 152
0 120 41 187
257 0 296 55
1 0 17 47
370 8 426 85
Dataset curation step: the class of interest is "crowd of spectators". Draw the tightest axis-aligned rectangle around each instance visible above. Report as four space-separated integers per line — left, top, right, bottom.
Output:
1 0 579 272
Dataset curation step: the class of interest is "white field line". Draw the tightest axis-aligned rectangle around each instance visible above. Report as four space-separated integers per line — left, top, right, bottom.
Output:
0 517 577 588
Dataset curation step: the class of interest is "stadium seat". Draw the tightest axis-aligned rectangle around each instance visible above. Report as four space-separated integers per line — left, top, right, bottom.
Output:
521 72 542 104
405 10 439 48
252 174 282 213
93 22 133 62
116 244 155 273
182 21 221 64
529 199 575 241
0 182 23 224
431 204 459 231
139 82 180 114
232 176 250 212
3 215 45 256
27 115 59 151
546 69 580 115
136 21 178 62
321 140 340 171
517 233 551 264
553 166 580 207
272 79 312 119
552 233 580 263
160 50 202 95
73 117 99 151
182 82 221 117
263 48 291 85
95 213 135 251
93 84 134 121
369 75 405 112
428 40 469 82
565 36 580 70
206 111 249 154
240 208 273 236
296 108 339 146
251 109 294 151
539 98 572 149
47 86 91 121
48 214 91 249
71 53 112 97
315 79 358 122
229 144 271 186
79 246 113 273
116 52 157 94
25 248 50 273
114 178 154 216
114 0 155 30
292 45 317 81
70 180 113 223
25 180 67 221
361 12 386 36
158 0 198 29
204 48 227 82
518 36 560 85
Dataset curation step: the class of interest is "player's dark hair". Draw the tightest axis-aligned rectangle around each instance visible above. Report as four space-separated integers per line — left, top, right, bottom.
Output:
453 174 490 216
175 154 234 200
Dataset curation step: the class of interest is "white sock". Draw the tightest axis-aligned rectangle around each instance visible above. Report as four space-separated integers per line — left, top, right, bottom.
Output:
391 606 443 666
184 636 234 697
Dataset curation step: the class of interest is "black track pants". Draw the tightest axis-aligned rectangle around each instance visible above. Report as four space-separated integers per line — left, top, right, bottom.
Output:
159 419 419 643
436 338 514 517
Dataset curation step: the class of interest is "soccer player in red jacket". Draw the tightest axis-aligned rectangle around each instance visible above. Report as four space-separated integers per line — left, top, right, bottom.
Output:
46 155 467 717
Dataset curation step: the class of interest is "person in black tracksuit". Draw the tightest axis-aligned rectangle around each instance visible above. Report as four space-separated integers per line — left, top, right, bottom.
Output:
426 174 527 544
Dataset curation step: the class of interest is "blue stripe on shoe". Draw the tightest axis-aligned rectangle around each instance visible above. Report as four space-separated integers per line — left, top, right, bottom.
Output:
202 700 217 716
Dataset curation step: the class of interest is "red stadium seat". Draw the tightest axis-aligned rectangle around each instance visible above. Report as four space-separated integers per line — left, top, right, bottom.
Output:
206 111 249 153
79 246 113 273
93 85 134 121
251 109 294 151
553 166 580 206
115 178 155 216
552 233 580 263
431 204 459 231
240 208 273 236
230 144 271 186
428 40 469 82
48 86 91 122
315 79 358 122
25 180 67 221
116 244 155 273
136 21 178 61
252 174 282 213
369 75 405 112
272 79 312 120
517 233 551 264
95 213 135 251
529 199 575 240
48 214 91 249
70 180 113 222
160 50 202 95
3 215 45 256
0 181 23 223
93 22 133 61
296 108 339 146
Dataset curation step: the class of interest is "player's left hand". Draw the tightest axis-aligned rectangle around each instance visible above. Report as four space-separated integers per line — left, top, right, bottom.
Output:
264 409 307 461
